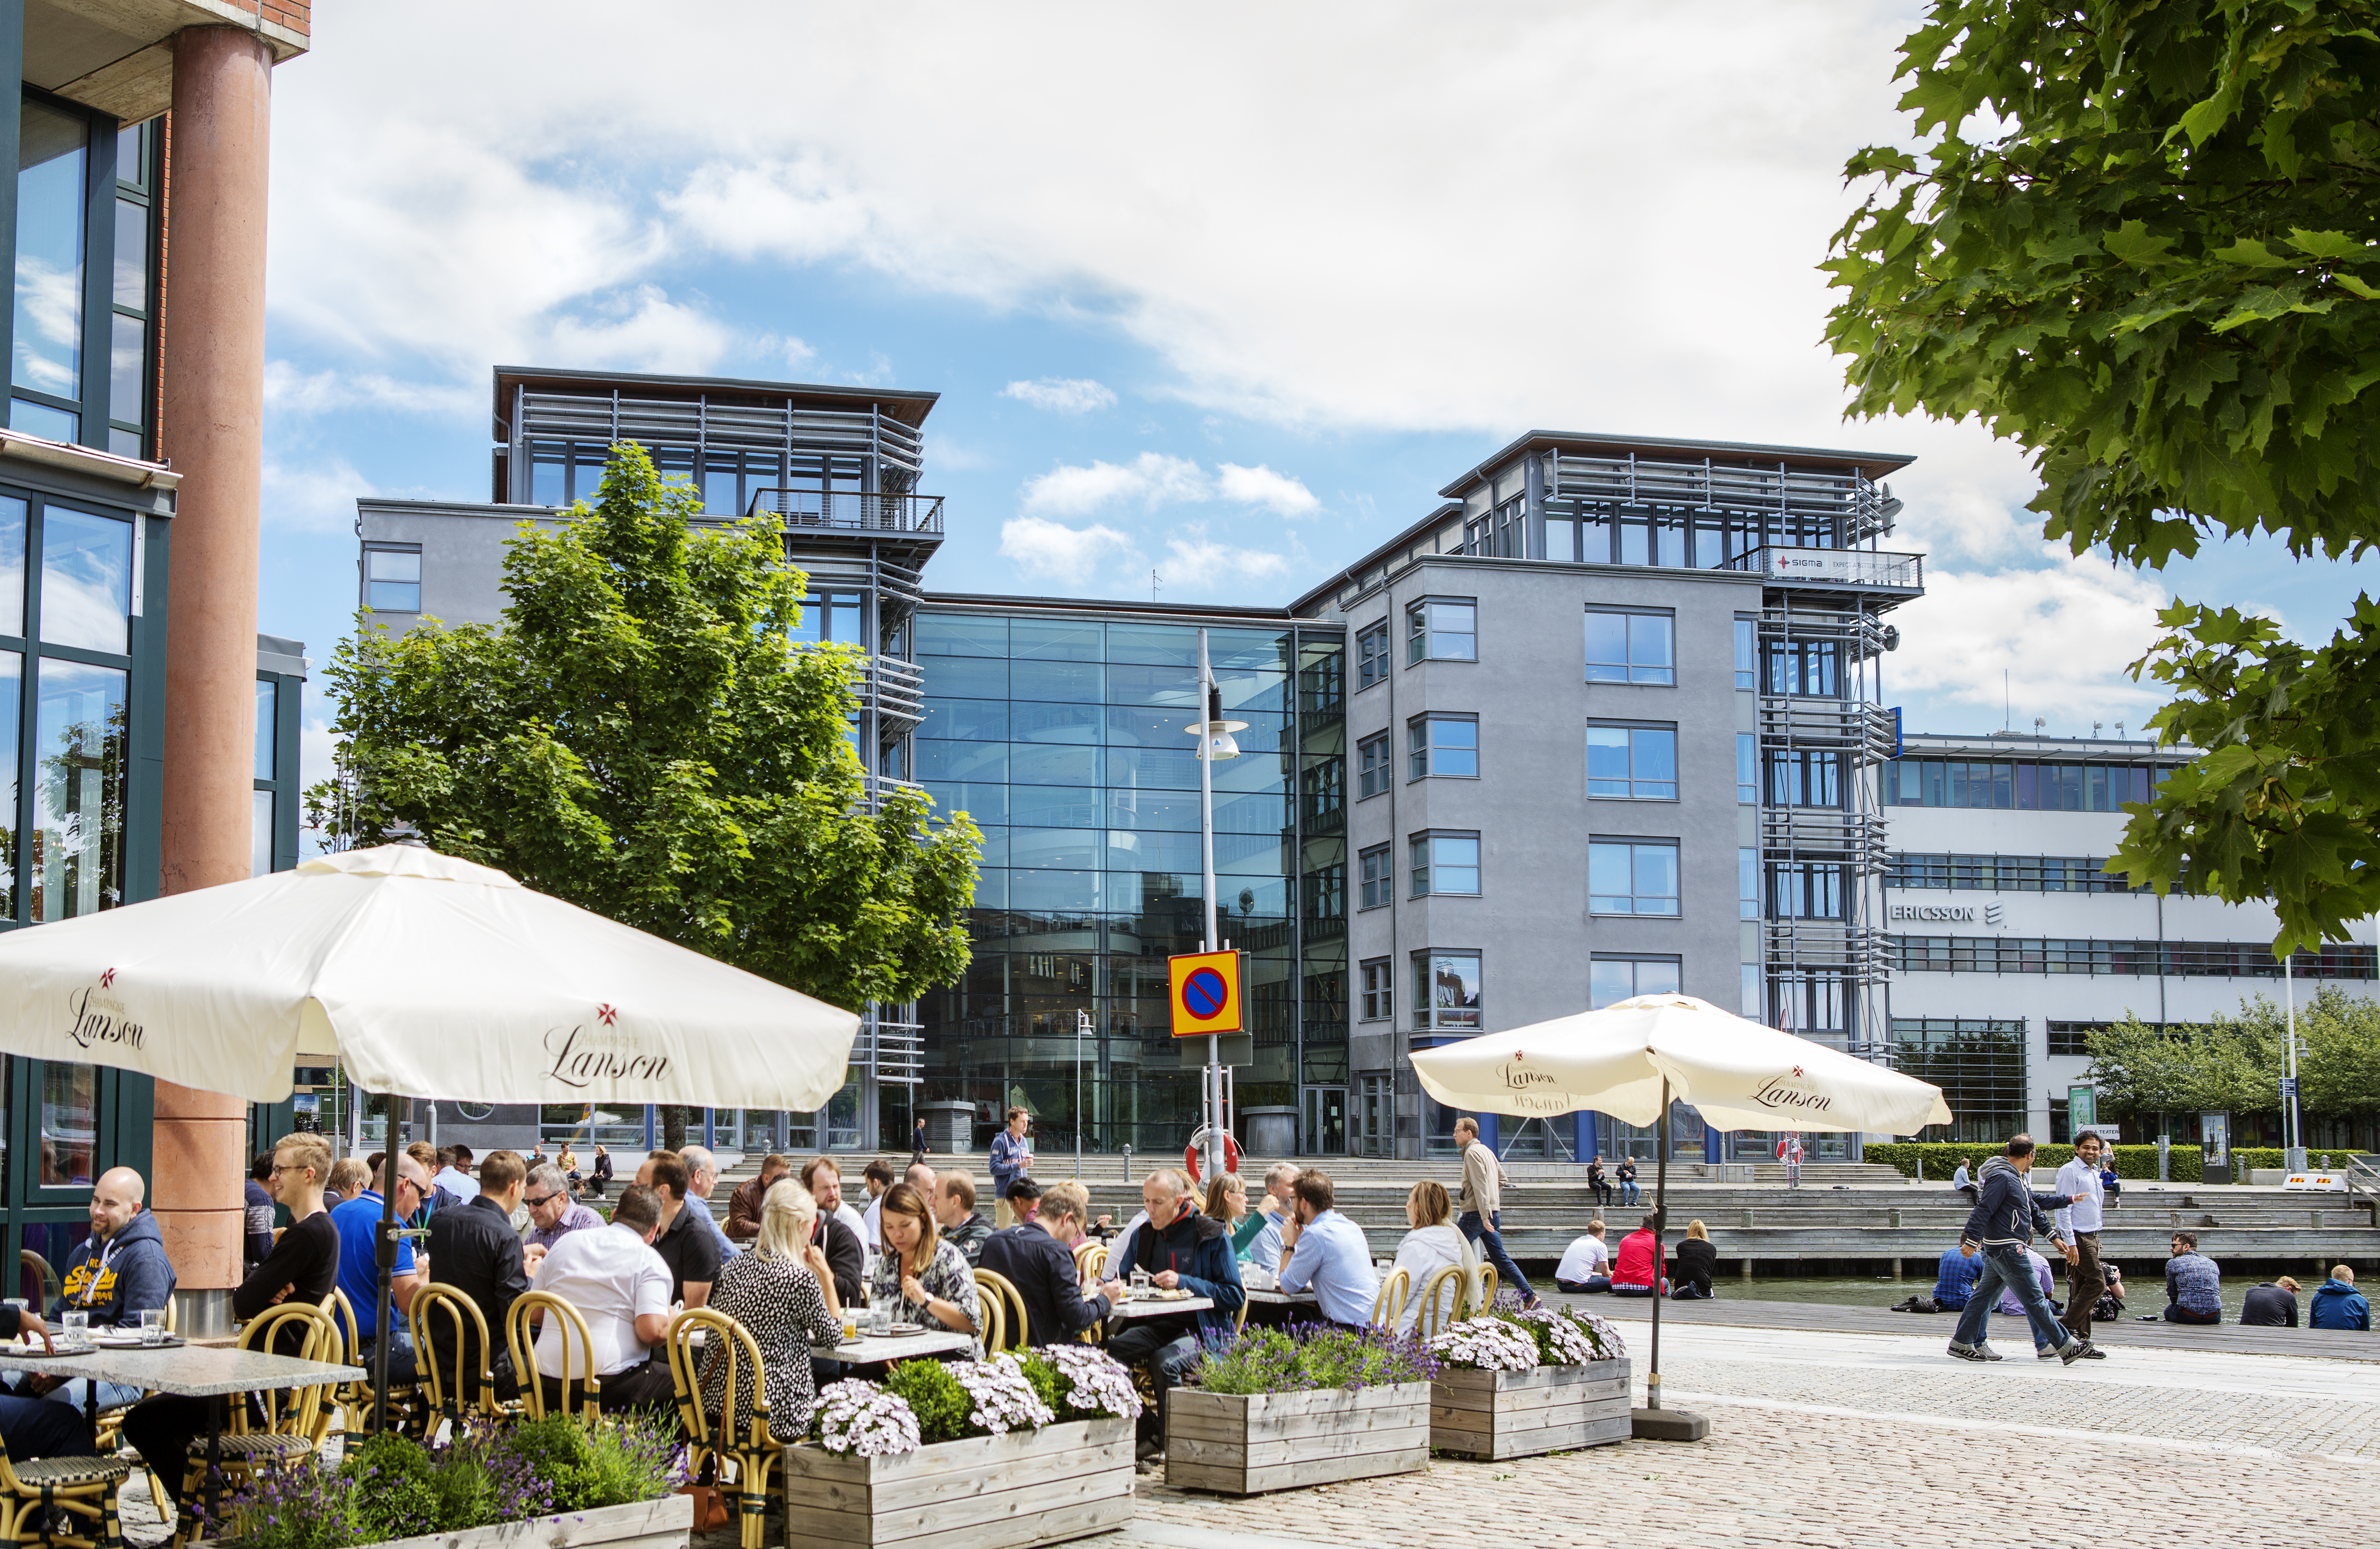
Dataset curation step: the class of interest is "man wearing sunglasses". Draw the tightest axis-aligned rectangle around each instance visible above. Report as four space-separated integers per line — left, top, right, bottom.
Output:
522 1163 602 1262
332 1152 435 1383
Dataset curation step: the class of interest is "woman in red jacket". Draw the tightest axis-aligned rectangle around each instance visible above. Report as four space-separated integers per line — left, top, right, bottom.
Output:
1610 1213 1669 1297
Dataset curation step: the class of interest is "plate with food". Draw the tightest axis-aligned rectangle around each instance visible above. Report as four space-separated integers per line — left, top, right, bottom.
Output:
885 1322 927 1335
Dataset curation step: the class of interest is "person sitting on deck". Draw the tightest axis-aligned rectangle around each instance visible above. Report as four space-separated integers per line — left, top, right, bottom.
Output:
1950 1158 1979 1204
2091 1263 2128 1323
1671 1219 1717 1300
2163 1232 2222 1324
528 1184 678 1413
2309 1266 2369 1331
1933 1243 1982 1312
2240 1276 2300 1327
1610 1214 1667 1297
1555 1219 1613 1294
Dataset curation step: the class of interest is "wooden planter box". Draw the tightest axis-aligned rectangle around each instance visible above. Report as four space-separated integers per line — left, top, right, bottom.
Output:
781 1416 1133 1549
204 1496 692 1549
1165 1383 1431 1496
1430 1358 1632 1460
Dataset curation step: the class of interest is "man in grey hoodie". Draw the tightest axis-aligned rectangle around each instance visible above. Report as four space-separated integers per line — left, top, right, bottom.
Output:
1946 1136 2098 1364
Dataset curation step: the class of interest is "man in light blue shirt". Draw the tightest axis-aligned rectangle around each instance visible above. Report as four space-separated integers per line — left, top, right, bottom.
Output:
1274 1170 1377 1328
1244 1162 1301 1273
2053 1132 2106 1346
679 1146 742 1260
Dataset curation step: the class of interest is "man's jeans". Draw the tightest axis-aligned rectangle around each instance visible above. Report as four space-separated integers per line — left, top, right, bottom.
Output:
2061 1232 2104 1344
1951 1243 2072 1353
1458 1210 1534 1302
1618 1179 1641 1206
1105 1323 1200 1442
358 1329 421 1387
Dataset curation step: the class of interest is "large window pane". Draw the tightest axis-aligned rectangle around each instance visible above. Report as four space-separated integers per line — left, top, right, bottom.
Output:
40 508 133 652
0 652 17 916
113 198 147 309
1411 949 1481 1031
32 659 127 920
0 496 24 636
252 789 274 877
40 1061 96 1187
108 313 143 428
255 678 278 779
15 102 86 401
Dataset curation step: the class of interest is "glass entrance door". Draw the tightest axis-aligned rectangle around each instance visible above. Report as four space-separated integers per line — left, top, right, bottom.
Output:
1354 1075 1392 1157
1303 1086 1348 1155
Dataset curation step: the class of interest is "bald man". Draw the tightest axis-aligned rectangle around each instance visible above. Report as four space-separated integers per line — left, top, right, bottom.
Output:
8 1166 176 1412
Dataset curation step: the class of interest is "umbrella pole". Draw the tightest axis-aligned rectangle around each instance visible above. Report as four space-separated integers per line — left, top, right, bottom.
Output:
1648 1077 1668 1411
373 1099 396 1436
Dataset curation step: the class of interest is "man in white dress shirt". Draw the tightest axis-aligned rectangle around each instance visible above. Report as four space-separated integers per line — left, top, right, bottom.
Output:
2054 1131 2109 1353
528 1184 678 1411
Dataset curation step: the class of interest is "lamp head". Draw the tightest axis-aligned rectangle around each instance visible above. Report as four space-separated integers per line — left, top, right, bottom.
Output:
1186 717 1248 761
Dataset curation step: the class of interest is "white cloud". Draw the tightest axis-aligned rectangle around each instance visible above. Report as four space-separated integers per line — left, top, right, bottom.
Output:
999 515 1139 584
264 361 476 419
1886 553 2171 733
1161 526 1295 589
263 455 375 533
1214 463 1319 518
1002 378 1118 414
1020 453 1207 516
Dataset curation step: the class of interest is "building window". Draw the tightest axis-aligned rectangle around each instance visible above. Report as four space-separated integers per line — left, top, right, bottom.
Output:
1763 639 1841 697
1741 962 1763 1018
1892 1020 2027 1142
1359 845 1392 910
1740 848 1760 920
1406 599 1476 665
1358 733 1392 799
1766 749 1842 808
1888 937 2379 979
362 545 422 614
1886 852 2138 894
1880 755 2171 812
1304 862 1345 926
1409 715 1478 779
1734 617 1757 690
1583 609 1674 685
1360 958 1393 1021
1356 621 1391 689
2046 1021 2101 1057
1410 832 1481 898
1737 733 1758 804
1411 949 1482 1031
792 589 865 646
1772 970 1851 1036
1587 722 1677 800
1589 839 1679 915
1302 760 1343 826
1769 862 1848 919
1591 955 1679 1009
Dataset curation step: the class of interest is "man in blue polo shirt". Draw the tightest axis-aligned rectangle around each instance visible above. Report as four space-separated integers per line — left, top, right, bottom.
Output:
332 1152 433 1383
1275 1169 1377 1329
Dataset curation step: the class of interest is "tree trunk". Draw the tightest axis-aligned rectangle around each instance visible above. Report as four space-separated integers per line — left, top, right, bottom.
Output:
662 1104 690 1153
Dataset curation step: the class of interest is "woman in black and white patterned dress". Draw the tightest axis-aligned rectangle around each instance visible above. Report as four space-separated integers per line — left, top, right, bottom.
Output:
871 1181 982 1356
700 1177 845 1441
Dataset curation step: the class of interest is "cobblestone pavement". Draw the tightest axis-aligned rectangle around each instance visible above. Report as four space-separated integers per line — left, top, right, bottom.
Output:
1129 1321 2377 1548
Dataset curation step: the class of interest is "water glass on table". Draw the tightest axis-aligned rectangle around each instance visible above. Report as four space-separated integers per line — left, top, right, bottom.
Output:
140 1308 166 1346
60 1312 88 1350
1129 1267 1151 1300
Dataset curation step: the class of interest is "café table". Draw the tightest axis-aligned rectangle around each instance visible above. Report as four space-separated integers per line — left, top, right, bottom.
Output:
1242 1288 1318 1307
1102 1294 1215 1323
0 1340 361 1526
810 1329 976 1366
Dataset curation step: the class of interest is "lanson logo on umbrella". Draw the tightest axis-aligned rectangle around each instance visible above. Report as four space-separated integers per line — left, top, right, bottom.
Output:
1749 1069 1834 1114
597 1002 619 1026
542 1020 672 1088
66 979 143 1052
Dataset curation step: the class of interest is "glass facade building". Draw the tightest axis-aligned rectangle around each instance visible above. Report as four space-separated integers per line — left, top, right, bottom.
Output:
912 604 1347 1154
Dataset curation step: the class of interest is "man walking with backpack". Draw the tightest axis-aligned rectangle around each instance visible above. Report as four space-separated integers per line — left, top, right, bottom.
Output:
1948 1134 2099 1364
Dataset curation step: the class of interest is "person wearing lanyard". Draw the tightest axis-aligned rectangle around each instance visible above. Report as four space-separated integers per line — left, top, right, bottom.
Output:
7 1168 175 1413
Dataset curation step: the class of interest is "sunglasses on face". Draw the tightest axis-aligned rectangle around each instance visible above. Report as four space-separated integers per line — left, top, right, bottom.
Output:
524 1193 560 1208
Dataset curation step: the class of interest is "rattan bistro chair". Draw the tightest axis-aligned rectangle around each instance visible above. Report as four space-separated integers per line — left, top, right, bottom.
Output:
505 1292 602 1423
0 1438 130 1549
1416 1265 1468 1339
966 1272 1007 1353
1369 1267 1410 1331
408 1283 516 1435
972 1269 1030 1354
664 1309 778 1549
171 1302 338 1537
329 1289 423 1438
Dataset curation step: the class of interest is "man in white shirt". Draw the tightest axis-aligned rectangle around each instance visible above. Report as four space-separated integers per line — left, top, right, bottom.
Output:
434 1146 477 1203
1245 1162 1302 1273
2054 1131 2109 1350
1555 1218 1613 1293
677 1145 742 1261
528 1184 676 1412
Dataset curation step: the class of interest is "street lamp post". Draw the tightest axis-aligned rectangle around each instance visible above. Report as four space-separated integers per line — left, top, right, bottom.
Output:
2284 950 2305 1171
1189 628 1246 1184
1076 1007 1089 1176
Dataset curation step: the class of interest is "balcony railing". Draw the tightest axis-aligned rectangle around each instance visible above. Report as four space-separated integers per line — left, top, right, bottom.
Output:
1725 546 1922 591
747 489 945 534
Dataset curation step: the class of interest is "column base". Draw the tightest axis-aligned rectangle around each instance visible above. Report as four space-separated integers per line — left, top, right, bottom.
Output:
1631 1407 1711 1442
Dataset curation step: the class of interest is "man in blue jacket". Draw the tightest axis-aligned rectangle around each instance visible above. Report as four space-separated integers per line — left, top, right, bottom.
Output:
8 1167 176 1412
1946 1136 2097 1364
1111 1168 1244 1463
2309 1266 2370 1331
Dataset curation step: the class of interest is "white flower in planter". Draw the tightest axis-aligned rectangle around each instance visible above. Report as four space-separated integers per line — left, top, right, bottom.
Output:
816 1378 923 1457
1038 1344 1145 1421
1427 1317 1541 1372
954 1355 1057 1436
1524 1305 1627 1362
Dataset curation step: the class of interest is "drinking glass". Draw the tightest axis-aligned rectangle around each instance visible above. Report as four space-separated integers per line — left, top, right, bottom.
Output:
1129 1267 1151 1299
840 1308 858 1342
869 1294 895 1335
60 1312 88 1349
139 1308 166 1346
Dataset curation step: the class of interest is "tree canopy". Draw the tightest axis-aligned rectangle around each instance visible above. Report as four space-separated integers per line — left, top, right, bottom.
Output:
1825 2 2380 953
2083 985 2380 1117
309 443 980 1014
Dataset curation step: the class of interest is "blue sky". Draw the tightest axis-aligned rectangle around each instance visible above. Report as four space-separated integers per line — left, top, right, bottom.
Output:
255 4 2377 785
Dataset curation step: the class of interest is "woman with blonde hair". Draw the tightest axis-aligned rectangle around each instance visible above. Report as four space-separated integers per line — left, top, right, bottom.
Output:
1672 1217 1718 1300
871 1181 982 1352
1205 1172 1266 1259
1388 1179 1479 1334
700 1178 845 1439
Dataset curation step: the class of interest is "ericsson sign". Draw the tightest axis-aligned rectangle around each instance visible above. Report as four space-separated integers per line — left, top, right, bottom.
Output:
1889 902 2008 926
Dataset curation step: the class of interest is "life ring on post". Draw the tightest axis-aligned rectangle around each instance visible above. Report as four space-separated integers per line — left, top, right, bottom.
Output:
1184 1128 1242 1183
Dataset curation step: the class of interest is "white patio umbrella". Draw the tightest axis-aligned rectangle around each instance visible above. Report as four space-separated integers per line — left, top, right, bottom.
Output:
0 843 864 1428
1410 993 1951 1417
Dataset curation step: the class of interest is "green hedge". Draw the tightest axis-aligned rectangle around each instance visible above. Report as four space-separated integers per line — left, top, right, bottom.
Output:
2229 1147 2361 1172
1865 1142 2203 1184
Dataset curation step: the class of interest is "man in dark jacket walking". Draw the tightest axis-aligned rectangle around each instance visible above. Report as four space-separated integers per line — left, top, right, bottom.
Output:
1112 1168 1245 1463
1947 1135 2098 1364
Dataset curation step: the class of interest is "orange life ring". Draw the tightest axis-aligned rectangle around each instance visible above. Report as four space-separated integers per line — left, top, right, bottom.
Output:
1184 1130 1242 1182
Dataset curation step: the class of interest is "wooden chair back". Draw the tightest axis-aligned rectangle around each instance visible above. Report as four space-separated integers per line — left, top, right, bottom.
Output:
408 1282 496 1424
1073 1242 1108 1284
16 1250 57 1309
507 1291 602 1423
973 1269 1030 1353
1370 1266 1410 1331
235 1303 335 1442
666 1306 771 1455
1478 1264 1500 1312
1417 1264 1467 1340
967 1270 1008 1352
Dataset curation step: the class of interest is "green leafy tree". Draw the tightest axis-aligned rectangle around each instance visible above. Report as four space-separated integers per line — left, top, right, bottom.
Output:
2292 984 2380 1117
1825 2 2380 952
309 443 979 1020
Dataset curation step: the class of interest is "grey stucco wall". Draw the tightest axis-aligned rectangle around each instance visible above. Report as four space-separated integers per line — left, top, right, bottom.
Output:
355 502 564 634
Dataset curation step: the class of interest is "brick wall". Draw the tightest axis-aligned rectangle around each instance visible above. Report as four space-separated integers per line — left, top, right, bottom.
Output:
260 1 310 37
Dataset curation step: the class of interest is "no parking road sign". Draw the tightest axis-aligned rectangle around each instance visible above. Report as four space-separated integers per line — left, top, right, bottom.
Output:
1169 949 1248 1037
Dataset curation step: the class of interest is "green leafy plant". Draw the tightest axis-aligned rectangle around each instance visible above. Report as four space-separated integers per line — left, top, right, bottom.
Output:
1013 1351 1067 1418
340 1433 440 1541
1190 1324 1437 1396
501 1412 681 1513
881 1357 974 1445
